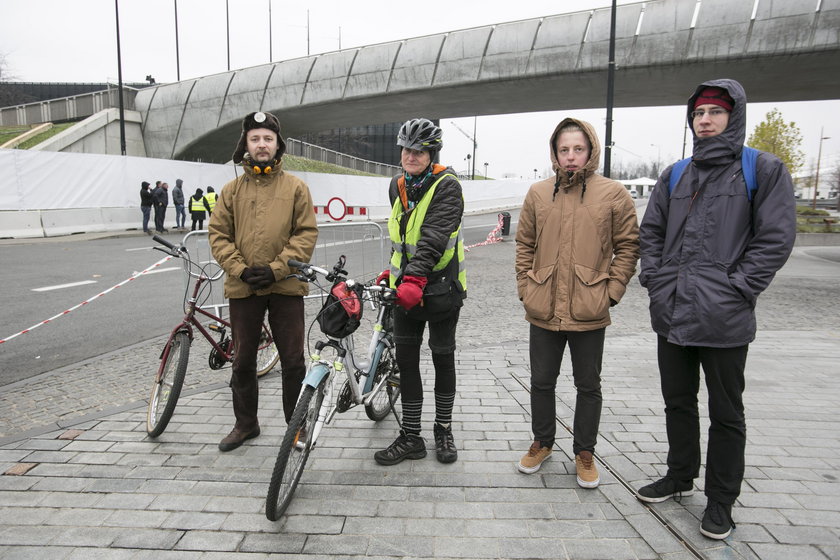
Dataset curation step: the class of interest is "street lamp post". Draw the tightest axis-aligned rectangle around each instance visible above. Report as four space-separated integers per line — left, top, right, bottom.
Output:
812 128 831 210
114 0 126 156
174 0 180 81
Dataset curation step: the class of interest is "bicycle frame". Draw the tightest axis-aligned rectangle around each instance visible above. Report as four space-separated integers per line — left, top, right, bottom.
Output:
297 285 396 447
155 276 233 383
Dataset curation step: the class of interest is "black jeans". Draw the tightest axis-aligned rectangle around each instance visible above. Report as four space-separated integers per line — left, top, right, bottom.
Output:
529 324 604 455
154 204 167 232
228 293 306 427
657 336 748 505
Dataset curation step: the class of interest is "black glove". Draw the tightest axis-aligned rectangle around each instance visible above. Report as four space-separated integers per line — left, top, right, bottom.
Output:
240 268 258 284
250 266 275 289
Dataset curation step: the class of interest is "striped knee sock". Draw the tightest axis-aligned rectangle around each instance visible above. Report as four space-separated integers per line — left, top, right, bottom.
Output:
401 400 423 436
434 391 455 428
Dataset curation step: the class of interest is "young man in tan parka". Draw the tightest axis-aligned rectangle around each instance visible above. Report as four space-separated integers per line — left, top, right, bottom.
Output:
515 118 639 487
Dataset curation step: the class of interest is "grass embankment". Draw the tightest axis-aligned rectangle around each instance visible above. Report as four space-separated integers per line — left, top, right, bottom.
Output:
282 154 388 177
796 205 840 233
1 125 391 177
0 123 76 149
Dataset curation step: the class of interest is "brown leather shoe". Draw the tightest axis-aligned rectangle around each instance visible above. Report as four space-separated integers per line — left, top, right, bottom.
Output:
218 425 260 452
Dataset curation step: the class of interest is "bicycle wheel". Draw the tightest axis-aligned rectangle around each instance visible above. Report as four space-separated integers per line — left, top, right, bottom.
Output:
265 375 327 520
365 345 401 421
256 321 279 377
147 331 190 437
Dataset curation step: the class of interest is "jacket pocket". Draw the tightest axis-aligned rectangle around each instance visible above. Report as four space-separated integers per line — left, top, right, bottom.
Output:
570 263 610 322
522 264 556 321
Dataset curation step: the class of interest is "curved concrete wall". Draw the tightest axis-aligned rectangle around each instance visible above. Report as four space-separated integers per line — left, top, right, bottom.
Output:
135 0 840 163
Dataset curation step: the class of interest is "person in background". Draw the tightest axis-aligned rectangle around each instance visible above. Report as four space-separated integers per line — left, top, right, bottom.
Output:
140 181 153 235
172 178 186 230
514 117 639 489
204 186 217 215
152 181 169 234
374 118 466 466
635 78 796 540
190 188 210 231
209 111 318 452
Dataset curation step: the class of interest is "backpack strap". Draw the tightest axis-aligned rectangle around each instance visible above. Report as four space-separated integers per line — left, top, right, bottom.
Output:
741 146 759 201
668 157 692 194
667 147 759 200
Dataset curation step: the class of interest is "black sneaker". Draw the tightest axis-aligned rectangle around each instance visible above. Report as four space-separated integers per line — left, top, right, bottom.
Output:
701 500 735 540
433 423 458 464
374 430 427 465
636 476 694 503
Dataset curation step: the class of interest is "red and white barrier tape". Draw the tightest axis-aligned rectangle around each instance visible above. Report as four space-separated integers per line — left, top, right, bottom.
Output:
465 214 505 251
0 254 174 345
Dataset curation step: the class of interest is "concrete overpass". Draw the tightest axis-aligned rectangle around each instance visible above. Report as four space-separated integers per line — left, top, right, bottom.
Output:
24 0 840 163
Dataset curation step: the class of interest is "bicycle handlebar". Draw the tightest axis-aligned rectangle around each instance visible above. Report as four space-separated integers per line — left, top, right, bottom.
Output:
287 258 396 300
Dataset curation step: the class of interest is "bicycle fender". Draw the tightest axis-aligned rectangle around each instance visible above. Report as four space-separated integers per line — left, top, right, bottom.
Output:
302 363 330 388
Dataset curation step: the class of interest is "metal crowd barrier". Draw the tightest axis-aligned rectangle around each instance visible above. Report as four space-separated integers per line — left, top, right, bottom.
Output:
180 222 388 312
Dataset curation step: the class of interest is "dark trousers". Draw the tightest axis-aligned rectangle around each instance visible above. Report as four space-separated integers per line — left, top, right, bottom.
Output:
141 206 151 232
154 204 167 232
657 336 748 505
228 293 306 427
529 324 604 455
394 308 459 402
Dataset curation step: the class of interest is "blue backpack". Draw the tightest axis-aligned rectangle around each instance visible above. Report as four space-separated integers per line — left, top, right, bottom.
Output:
668 146 760 200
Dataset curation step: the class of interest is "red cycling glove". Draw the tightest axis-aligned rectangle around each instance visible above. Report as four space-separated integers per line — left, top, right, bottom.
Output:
376 269 390 286
395 275 427 310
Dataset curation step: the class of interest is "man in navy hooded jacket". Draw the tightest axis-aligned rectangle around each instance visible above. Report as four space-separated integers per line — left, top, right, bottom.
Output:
635 78 796 540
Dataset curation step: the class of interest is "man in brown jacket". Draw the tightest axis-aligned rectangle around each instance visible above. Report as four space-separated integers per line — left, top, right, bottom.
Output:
209 111 318 452
515 118 639 487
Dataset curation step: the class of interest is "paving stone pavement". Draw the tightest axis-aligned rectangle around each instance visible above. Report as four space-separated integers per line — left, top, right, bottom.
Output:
1 238 839 559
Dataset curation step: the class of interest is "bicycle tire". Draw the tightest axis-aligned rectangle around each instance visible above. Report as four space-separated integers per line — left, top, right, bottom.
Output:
256 321 279 377
265 377 326 520
147 331 190 437
365 346 401 421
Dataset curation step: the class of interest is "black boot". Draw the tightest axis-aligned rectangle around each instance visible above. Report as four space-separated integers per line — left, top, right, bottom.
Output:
433 423 458 463
374 430 426 465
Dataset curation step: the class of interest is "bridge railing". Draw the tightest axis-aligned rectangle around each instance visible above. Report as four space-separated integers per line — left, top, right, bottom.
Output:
285 137 400 178
0 86 138 127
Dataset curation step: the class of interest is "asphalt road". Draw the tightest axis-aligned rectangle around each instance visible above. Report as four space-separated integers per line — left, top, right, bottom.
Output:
3 205 838 387
0 213 517 386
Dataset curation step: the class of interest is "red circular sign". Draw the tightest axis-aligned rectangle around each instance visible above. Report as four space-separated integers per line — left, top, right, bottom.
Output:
326 197 347 221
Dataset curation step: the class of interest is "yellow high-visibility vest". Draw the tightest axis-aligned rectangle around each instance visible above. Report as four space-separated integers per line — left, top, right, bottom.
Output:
204 192 217 212
387 173 466 292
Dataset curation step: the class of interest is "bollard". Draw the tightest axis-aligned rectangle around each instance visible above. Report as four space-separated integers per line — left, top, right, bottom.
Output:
499 211 511 236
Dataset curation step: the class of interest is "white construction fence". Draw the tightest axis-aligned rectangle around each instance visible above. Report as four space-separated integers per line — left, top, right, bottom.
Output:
0 149 532 238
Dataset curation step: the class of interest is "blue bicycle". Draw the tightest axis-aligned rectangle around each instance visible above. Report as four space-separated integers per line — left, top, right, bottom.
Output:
265 256 401 520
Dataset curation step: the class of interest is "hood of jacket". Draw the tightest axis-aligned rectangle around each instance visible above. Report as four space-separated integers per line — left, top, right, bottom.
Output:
549 117 601 188
688 78 747 166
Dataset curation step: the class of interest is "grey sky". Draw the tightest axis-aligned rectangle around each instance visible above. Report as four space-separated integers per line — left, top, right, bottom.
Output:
1 0 837 180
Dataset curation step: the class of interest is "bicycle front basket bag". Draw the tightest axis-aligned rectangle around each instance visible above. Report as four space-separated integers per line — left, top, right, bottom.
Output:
316 280 364 338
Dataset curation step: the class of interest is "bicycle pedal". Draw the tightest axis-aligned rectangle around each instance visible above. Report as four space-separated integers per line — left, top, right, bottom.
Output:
208 323 225 332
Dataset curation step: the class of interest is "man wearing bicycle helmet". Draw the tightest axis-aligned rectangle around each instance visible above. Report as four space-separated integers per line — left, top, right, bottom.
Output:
374 118 467 466
209 111 318 452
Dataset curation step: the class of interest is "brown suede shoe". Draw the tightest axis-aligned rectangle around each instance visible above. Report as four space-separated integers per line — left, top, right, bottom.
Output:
218 425 260 452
